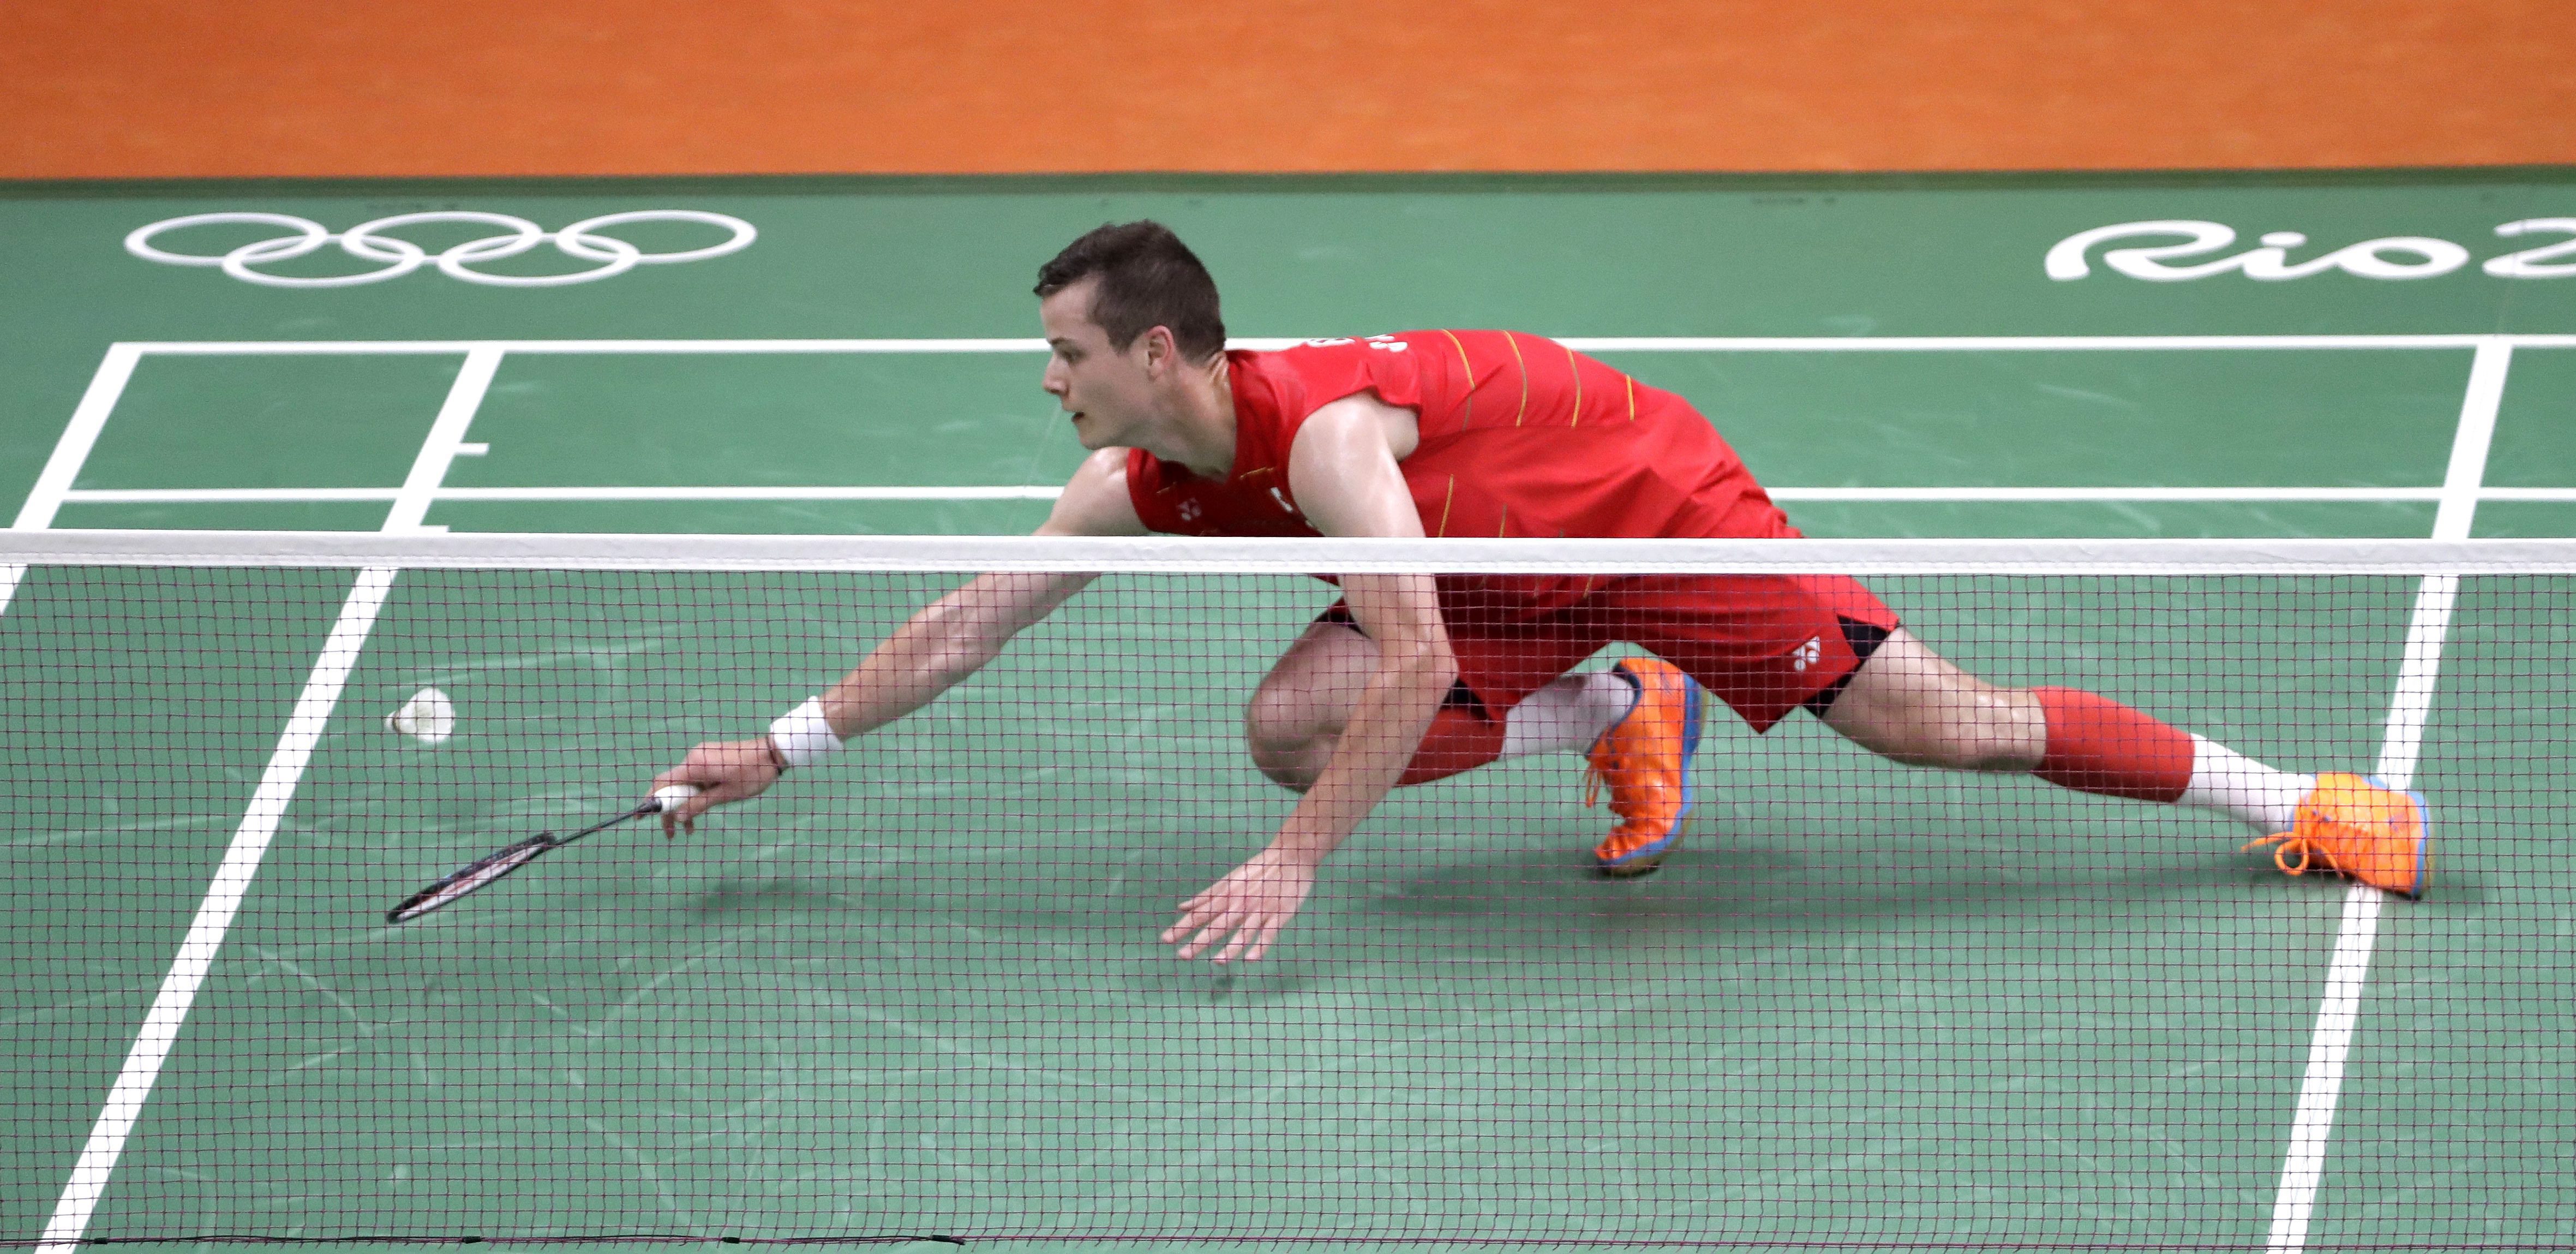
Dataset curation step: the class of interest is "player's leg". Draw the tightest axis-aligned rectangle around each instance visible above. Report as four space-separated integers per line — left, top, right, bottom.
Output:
1245 607 1619 793
1618 574 2427 896
1823 624 2304 823
1818 625 2428 897
1809 627 2047 772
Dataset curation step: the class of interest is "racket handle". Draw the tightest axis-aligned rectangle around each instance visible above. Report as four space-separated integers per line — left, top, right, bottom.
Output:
649 784 701 814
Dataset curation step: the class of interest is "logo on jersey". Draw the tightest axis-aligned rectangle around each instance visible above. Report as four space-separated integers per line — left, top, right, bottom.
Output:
1177 499 1203 524
1792 637 1823 672
1299 335 1411 353
2046 218 2576 283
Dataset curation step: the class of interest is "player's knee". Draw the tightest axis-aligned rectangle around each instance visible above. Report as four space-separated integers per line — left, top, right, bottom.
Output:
1247 742 1325 792
1245 623 1374 792
1250 751 1321 793
1243 686 1333 792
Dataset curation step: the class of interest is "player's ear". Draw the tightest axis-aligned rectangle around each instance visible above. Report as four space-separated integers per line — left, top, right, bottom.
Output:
1139 324 1177 376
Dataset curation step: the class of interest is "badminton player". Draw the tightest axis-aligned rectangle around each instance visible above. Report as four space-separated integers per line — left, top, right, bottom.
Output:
655 221 2429 964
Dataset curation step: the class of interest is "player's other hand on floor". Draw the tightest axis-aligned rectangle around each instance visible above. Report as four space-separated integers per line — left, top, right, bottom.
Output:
650 738 782 837
1164 844 1319 965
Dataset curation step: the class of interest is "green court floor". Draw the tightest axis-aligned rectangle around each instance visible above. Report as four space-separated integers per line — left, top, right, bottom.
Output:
3 171 2574 1249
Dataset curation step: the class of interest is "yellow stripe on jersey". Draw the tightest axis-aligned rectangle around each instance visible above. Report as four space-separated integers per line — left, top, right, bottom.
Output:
1565 342 1583 428
1436 329 1476 429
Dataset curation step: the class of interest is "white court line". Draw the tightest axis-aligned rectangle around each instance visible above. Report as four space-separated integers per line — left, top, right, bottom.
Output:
59 488 405 504
382 347 504 534
35 566 397 1253
1768 487 2446 503
27 335 2575 541
14 345 144 532
2428 347 2508 546
17 532 2574 578
427 485 1068 502
1575 335 2576 353
2263 339 2510 1252
2 347 146 619
55 486 1062 503
61 485 2576 507
104 333 2576 354
30 352 514 1249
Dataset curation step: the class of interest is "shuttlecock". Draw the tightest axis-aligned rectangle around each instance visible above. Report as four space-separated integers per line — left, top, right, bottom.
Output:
387 688 456 745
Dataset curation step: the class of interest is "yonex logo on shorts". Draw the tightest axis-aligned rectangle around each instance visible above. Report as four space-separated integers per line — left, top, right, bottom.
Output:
1793 637 1823 671
124 210 758 288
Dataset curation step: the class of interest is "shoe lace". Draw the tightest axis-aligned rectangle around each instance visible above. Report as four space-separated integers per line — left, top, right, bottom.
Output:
2242 829 2319 876
1583 735 1639 812
2246 829 2349 880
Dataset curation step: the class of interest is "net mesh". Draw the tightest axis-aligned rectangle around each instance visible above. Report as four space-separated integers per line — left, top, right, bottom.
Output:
4 533 2573 1249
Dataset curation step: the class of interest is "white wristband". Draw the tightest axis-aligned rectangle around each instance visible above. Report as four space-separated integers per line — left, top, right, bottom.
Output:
766 696 842 769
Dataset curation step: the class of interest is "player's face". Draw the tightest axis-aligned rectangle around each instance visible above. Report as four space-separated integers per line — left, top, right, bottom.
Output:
1040 280 1161 450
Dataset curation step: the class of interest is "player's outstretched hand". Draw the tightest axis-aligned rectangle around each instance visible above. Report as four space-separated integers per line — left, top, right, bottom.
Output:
649 738 782 837
1164 845 1319 965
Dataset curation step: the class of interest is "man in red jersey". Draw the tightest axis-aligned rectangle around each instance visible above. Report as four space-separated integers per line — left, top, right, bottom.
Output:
656 221 2429 964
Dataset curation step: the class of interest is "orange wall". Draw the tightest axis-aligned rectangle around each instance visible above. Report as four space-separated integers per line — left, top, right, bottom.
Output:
4 0 2569 179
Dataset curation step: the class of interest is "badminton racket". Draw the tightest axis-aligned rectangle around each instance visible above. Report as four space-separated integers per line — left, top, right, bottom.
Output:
386 784 697 924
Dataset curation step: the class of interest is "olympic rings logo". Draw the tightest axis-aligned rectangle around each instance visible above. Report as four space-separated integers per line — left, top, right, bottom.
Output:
124 210 758 288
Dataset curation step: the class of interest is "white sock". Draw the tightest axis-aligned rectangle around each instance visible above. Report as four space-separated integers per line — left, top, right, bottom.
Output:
2178 735 2316 832
1499 669 1638 760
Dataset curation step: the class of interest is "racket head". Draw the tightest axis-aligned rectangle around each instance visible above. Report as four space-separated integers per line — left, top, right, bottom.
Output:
386 833 561 923
384 789 692 925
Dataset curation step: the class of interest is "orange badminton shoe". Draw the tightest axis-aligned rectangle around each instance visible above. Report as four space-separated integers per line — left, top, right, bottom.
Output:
2242 772 2430 899
1585 658 1706 877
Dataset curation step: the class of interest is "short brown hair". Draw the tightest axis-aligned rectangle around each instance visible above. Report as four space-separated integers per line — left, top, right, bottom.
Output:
1034 221 1226 362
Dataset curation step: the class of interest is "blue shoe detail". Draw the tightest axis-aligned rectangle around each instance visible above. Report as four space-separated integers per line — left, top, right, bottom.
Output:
1676 675 1703 825
1592 662 1705 873
1600 833 1682 870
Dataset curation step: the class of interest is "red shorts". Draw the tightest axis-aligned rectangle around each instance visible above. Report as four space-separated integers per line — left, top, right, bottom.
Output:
1328 574 1900 733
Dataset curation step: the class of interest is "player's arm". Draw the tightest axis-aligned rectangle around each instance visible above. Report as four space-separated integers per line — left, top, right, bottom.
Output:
797 450 1142 743
653 450 1143 831
1163 395 1452 963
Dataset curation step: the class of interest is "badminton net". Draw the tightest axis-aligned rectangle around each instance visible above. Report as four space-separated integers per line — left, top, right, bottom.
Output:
3 529 2573 1249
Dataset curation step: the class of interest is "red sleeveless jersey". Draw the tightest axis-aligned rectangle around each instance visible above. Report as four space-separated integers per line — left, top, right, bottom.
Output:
1125 331 1796 613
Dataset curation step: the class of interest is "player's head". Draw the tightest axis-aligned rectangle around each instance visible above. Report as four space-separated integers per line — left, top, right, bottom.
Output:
1035 221 1226 450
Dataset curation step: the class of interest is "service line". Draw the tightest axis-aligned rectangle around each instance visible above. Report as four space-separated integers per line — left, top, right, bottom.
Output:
25 335 2573 545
